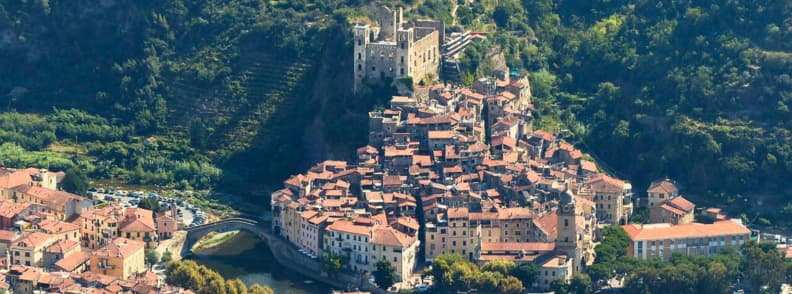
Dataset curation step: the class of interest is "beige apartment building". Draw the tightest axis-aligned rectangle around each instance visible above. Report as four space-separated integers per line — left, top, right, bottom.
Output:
646 178 679 208
10 232 55 267
623 220 751 261
369 227 419 282
586 174 633 224
89 237 145 279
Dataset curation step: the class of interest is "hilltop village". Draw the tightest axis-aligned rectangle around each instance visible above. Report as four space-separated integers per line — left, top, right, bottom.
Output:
271 6 756 292
271 10 753 292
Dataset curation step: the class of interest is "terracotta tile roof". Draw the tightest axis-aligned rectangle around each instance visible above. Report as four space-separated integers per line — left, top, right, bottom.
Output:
46 239 79 253
384 146 414 157
326 220 372 236
658 204 685 216
533 130 556 142
93 238 144 259
55 251 90 272
535 210 558 238
622 221 750 241
667 196 695 212
580 160 597 173
120 208 156 232
0 201 32 218
647 179 678 194
0 230 15 242
39 219 80 234
447 207 469 219
14 232 52 248
370 227 416 247
481 242 555 252
586 174 626 193
428 130 454 139
396 216 420 231
0 168 34 189
15 185 84 206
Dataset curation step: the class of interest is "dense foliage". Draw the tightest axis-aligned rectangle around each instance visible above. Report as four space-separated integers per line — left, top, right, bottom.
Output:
373 259 397 289
430 254 526 293
0 110 221 190
586 226 792 293
455 0 792 227
165 259 273 294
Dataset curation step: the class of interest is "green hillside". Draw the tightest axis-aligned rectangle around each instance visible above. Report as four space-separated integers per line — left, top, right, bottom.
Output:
1 0 791 226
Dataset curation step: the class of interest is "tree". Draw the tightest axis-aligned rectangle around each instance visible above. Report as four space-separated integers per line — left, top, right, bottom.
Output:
497 276 524 294
145 249 160 265
61 167 88 196
742 242 784 293
511 262 538 288
161 251 173 263
138 197 164 212
249 284 274 294
481 259 515 276
373 259 397 289
550 279 569 294
321 252 344 276
568 274 593 294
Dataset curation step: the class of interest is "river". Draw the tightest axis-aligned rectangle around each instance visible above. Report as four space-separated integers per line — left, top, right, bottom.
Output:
185 231 330 294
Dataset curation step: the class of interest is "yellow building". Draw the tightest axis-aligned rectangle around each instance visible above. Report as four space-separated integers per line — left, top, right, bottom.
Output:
90 237 145 279
37 219 80 242
10 232 55 267
586 174 633 224
78 205 124 250
119 208 158 248
13 185 91 220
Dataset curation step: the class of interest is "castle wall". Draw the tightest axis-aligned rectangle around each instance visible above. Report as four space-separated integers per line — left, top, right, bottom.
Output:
364 43 399 81
407 30 440 82
353 7 442 92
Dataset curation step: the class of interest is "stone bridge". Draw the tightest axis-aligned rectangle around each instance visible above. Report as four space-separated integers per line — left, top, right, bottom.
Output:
177 217 380 293
182 217 265 255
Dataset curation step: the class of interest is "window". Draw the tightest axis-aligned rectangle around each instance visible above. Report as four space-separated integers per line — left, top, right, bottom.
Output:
371 66 376 72
564 219 569 227
400 56 404 64
358 40 362 46
400 68 405 75
358 53 362 60
24 252 29 257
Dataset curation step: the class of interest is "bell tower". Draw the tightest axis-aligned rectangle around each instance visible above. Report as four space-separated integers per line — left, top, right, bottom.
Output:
556 189 582 274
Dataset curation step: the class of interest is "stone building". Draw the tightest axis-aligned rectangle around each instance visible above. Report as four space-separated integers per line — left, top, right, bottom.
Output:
353 6 443 92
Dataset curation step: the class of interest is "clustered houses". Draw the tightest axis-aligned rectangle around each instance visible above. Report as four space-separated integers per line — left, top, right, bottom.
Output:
273 71 634 289
0 167 191 294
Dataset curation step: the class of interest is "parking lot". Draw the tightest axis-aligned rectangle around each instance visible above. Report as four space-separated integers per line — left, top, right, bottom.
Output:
89 188 207 228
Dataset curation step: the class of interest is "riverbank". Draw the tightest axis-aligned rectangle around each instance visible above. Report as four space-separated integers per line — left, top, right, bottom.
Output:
191 230 239 254
185 231 329 293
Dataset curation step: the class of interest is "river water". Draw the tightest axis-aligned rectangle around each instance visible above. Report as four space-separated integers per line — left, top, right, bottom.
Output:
185 231 330 294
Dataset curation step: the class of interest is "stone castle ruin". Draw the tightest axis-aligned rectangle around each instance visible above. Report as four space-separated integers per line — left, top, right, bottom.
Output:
353 6 445 93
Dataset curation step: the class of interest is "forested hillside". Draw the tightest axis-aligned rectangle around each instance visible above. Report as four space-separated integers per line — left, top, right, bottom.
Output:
0 0 394 202
1 0 791 225
454 0 792 226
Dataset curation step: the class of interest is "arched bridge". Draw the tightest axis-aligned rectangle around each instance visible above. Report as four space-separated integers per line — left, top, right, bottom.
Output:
182 217 272 256
179 217 379 293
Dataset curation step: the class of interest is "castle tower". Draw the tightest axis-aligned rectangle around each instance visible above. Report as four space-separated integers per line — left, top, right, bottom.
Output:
396 28 414 78
556 189 583 274
379 6 398 42
353 24 370 93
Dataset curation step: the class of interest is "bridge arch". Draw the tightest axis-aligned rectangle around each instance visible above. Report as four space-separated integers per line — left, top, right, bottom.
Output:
182 218 270 256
